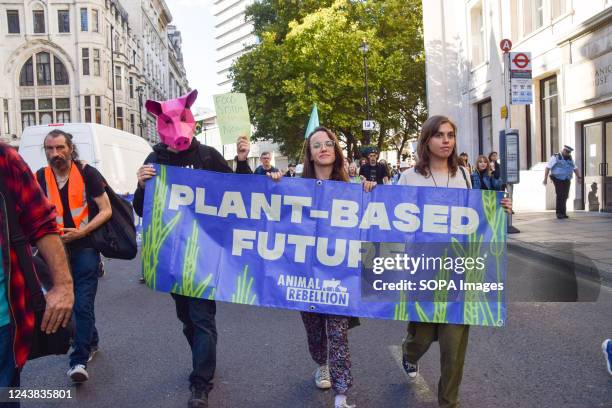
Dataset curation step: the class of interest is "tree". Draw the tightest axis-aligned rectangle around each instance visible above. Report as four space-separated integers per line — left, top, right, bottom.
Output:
232 0 426 161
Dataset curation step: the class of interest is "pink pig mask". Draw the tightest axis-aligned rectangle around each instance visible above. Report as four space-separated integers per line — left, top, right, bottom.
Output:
145 90 198 152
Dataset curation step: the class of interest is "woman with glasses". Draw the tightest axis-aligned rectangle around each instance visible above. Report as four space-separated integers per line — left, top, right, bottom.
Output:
279 126 375 408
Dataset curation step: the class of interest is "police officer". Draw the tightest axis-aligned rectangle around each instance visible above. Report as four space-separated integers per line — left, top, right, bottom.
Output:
543 145 582 219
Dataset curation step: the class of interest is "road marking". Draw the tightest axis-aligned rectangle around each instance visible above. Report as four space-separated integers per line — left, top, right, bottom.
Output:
388 345 436 403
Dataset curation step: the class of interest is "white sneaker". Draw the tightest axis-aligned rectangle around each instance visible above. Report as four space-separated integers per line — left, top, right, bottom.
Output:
67 364 89 383
334 399 356 408
314 365 331 389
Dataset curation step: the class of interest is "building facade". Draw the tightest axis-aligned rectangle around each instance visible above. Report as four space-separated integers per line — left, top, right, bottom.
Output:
0 0 189 147
123 0 179 143
422 0 612 212
0 0 138 145
213 0 258 93
167 24 188 100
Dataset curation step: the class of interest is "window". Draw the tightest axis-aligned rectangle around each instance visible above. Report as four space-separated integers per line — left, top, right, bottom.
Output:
541 76 559 160
478 100 493 154
470 3 485 66
116 107 124 130
551 0 567 19
7 10 19 34
21 99 36 129
54 56 68 85
84 96 92 122
130 113 135 134
20 53 68 87
38 99 53 125
36 53 51 86
3 99 10 135
93 49 100 76
33 10 45 34
58 10 69 33
115 66 122 90
80 8 88 31
19 57 34 86
132 50 136 66
56 98 70 123
82 48 90 75
129 77 134 98
95 96 101 124
92 9 99 32
523 0 543 36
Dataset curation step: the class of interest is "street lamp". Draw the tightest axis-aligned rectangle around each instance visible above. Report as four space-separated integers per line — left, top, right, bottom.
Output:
359 39 372 145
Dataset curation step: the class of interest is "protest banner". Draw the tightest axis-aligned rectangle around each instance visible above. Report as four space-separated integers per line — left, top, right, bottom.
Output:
213 93 252 145
142 166 507 327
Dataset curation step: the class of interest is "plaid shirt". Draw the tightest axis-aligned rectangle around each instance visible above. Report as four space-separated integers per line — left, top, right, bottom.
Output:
0 143 58 368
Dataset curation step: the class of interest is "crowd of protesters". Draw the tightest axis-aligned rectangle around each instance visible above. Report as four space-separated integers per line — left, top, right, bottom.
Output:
277 148 506 193
1 94 609 408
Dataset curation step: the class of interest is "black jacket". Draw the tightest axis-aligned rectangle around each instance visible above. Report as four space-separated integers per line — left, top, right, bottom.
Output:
133 139 252 217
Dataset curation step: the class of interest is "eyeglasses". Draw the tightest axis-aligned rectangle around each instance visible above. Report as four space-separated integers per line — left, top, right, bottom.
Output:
311 140 335 150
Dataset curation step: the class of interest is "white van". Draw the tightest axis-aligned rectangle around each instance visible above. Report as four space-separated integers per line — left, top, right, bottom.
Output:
19 123 153 194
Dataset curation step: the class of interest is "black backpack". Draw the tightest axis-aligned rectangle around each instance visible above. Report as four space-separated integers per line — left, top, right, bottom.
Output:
37 164 137 260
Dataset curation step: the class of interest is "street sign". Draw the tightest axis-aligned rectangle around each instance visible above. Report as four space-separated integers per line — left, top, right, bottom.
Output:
509 52 533 104
499 39 512 53
500 129 520 184
511 53 530 69
362 120 377 131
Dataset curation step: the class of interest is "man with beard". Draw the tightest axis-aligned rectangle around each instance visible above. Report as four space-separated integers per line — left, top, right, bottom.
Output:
36 130 112 383
543 145 582 219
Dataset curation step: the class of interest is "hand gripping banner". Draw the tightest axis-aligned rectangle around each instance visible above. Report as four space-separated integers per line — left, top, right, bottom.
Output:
142 165 507 327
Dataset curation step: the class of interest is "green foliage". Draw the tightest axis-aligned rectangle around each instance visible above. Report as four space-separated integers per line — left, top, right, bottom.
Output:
233 0 426 160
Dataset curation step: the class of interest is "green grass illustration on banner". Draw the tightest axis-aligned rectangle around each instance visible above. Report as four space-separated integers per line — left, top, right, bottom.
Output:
208 288 216 301
142 165 181 289
482 190 506 324
232 265 257 305
433 248 450 323
409 249 451 324
393 290 409 321
172 220 214 298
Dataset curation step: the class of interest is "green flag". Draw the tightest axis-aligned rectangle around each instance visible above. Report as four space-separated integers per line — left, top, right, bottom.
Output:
304 104 320 139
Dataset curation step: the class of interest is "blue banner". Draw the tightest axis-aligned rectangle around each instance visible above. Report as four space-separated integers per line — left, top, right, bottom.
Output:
142 165 507 327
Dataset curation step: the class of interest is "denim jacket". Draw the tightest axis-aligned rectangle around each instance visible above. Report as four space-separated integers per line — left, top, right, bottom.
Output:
470 170 503 191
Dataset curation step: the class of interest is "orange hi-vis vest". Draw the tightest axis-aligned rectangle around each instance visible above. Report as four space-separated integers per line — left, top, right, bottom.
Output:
44 163 89 232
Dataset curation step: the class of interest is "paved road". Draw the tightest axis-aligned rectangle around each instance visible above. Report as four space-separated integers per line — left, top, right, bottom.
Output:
20 250 612 408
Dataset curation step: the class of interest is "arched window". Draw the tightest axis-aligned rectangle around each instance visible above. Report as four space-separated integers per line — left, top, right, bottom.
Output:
18 52 69 86
36 52 51 85
19 57 34 86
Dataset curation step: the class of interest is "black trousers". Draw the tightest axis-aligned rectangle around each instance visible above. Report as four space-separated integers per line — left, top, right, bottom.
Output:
171 294 217 393
551 177 571 216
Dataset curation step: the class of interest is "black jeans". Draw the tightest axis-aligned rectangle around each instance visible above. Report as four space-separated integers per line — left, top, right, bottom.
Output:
551 177 571 216
171 294 217 393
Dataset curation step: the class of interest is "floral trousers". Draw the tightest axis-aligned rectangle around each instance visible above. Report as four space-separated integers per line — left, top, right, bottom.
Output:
300 312 353 394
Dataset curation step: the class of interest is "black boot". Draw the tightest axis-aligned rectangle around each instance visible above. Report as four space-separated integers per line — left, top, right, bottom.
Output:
188 386 208 408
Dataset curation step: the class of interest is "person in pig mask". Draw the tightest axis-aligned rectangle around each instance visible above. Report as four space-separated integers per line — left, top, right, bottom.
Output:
133 90 252 408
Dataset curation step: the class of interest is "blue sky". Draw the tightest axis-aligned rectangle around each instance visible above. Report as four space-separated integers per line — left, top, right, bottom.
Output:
166 0 216 109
